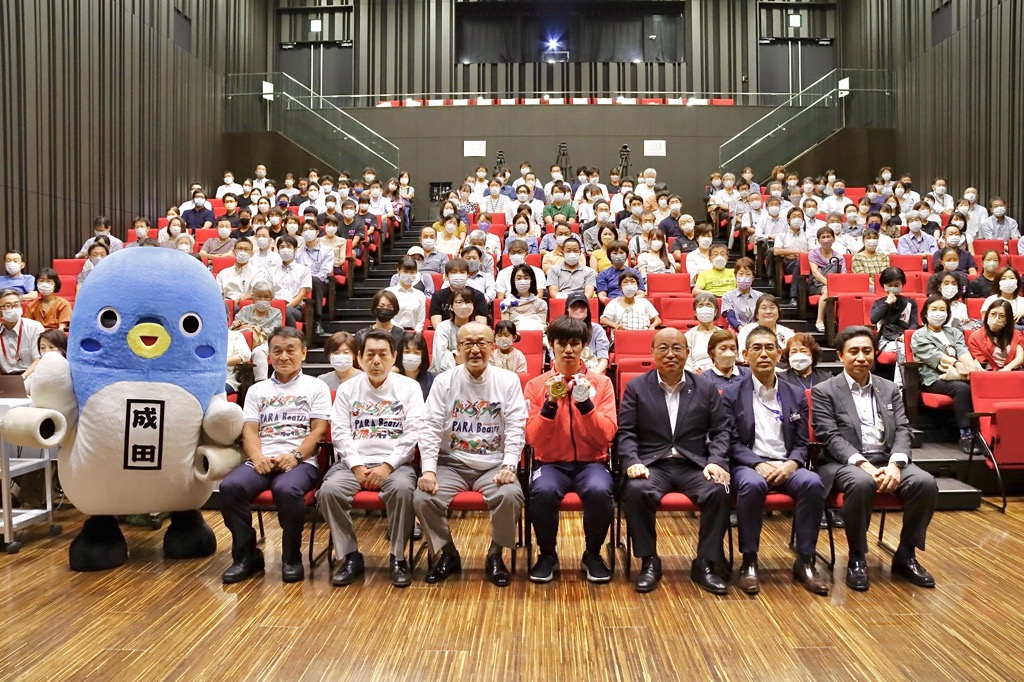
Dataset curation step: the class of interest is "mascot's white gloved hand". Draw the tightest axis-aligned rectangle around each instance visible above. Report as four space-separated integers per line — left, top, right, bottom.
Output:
202 394 244 445
3 352 79 450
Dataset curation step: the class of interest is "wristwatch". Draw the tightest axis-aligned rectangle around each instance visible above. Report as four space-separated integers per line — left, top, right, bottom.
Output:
292 449 304 463
501 464 517 473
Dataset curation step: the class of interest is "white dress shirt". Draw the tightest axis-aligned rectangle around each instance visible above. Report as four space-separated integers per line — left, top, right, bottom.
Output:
842 371 908 467
216 263 265 301
751 374 787 460
270 260 313 302
657 372 685 456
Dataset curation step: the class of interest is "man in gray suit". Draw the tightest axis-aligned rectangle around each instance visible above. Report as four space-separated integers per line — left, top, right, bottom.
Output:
811 325 938 592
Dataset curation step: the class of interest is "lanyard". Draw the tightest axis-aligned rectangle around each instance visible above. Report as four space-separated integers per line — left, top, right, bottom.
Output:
1 320 22 364
754 388 783 422
794 373 814 391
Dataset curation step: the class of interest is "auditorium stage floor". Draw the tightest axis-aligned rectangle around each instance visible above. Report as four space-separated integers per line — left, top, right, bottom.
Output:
1 502 1022 681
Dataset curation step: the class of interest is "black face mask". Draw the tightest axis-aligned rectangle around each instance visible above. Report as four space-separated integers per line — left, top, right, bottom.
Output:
374 307 397 322
239 217 251 226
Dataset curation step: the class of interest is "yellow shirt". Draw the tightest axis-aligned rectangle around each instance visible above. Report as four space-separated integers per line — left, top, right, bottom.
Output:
695 267 737 296
590 248 612 273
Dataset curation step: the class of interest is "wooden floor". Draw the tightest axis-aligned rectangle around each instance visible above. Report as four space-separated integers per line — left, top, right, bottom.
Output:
1 501 1022 681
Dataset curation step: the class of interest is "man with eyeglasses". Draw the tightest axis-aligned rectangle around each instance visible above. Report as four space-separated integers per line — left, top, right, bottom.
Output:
721 326 829 596
0 288 43 374
616 327 731 594
413 322 527 587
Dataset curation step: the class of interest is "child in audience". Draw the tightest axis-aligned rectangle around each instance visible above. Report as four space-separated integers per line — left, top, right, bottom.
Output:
721 257 762 330
693 244 736 296
490 320 528 373
968 299 1024 371
431 288 475 373
599 271 660 332
933 225 976 275
683 292 720 373
636 229 677 277
980 265 1024 326
24 268 70 331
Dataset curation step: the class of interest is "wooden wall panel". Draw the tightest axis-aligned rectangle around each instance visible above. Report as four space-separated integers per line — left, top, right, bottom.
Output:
0 0 271 271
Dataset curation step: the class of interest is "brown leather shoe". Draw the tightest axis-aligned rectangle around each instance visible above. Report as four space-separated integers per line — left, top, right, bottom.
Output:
737 561 760 594
793 556 830 595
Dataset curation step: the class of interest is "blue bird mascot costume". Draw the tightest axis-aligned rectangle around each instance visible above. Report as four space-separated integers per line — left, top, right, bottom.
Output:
1 248 245 570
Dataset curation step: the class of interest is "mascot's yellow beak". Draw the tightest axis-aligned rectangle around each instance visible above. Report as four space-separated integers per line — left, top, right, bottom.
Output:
127 322 171 359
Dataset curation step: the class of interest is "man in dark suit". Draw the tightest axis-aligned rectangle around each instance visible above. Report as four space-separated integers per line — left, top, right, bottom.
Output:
617 328 731 594
811 325 938 591
722 326 829 596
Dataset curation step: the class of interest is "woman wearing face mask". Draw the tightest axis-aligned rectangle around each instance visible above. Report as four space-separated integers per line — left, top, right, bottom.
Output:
683 292 721 373
685 225 715 284
637 228 678 277
588 225 619 273
433 200 466 259
499 264 547 331
703 329 750 391
878 198 902 240
968 299 1024 371
932 226 976 275
24 268 71 331
430 289 475 373
968 250 1002 298
980 265 1024 326
851 228 889 275
158 215 191 248
317 331 362 391
778 333 831 389
807 225 847 332
357 289 406 351
652 191 672 224
395 331 435 400
926 267 970 329
478 178 510 215
231 281 281 381
912 295 982 453
277 214 298 240
387 256 427 333
737 295 794 356
319 216 348 272
893 180 916 214
504 212 540 256
469 165 491 202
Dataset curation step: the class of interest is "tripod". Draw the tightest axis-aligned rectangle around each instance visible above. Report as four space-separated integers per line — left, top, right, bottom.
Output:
618 144 631 179
494 150 507 177
554 142 570 173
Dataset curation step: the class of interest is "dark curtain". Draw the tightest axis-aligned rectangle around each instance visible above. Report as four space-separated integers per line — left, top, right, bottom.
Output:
646 15 682 63
573 12 643 62
457 11 541 63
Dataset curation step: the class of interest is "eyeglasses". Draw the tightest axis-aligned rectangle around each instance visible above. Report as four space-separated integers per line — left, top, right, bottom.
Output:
747 343 778 354
653 344 686 355
0 304 21 312
458 340 490 350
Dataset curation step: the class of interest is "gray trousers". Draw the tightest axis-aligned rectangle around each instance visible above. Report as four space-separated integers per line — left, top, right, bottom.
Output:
413 458 523 556
317 462 418 560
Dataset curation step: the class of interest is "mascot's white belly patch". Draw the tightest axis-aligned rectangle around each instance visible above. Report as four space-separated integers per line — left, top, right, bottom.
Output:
60 382 212 515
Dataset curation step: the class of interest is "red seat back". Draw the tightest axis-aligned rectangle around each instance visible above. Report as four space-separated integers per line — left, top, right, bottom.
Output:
53 259 86 276
515 330 544 376
646 273 690 299
836 293 872 330
547 296 599 322
208 256 235 275
827 273 871 294
422 329 434 362
613 329 657 360
618 371 645 402
658 297 697 327
969 372 1024 451
888 254 930 274
973 239 1005 256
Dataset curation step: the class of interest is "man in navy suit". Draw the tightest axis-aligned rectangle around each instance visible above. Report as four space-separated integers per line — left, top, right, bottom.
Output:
616 328 731 595
722 326 830 596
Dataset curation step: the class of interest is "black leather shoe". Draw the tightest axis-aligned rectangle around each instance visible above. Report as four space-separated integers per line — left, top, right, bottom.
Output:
959 435 974 455
485 554 511 587
282 561 304 583
425 552 461 584
793 557 830 595
412 522 423 541
635 555 662 593
331 552 365 587
390 554 412 588
314 323 326 337
820 508 845 529
846 557 869 591
221 551 265 584
892 557 935 587
737 561 760 594
690 558 728 595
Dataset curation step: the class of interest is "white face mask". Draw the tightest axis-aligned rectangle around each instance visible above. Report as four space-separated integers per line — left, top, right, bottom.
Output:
515 278 532 294
509 253 526 267
933 186 946 195
669 203 681 213
402 353 421 370
658 198 669 208
884 285 903 295
135 227 149 239
788 352 812 372
999 278 1019 294
983 260 999 273
695 306 716 323
768 206 780 217
994 206 1007 217
553 193 565 202
749 200 762 210
253 300 271 312
37 282 55 295
324 226 338 237
864 239 879 250
964 192 977 203
940 284 958 299
515 223 529 234
279 248 294 261
217 227 231 239
650 240 664 252
269 217 281 226
489 187 500 196
421 238 435 250
803 184 814 193
495 337 514 350
235 251 251 264
621 284 639 298
790 218 804 229
698 236 713 249
302 229 317 243
194 198 206 208
286 224 299 235
712 256 727 269
908 220 922 232
2 307 21 323
927 309 948 327
645 178 656 187
448 274 468 288
895 187 905 197
4 262 21 276
555 235 569 247
563 252 580 266
597 211 610 222
399 273 418 286
177 243 191 252
330 353 354 372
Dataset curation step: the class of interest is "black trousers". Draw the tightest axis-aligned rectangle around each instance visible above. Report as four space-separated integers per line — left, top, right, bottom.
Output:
622 458 729 562
922 379 972 428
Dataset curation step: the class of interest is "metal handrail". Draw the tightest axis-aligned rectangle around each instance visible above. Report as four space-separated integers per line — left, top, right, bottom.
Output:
278 93 395 168
720 90 836 169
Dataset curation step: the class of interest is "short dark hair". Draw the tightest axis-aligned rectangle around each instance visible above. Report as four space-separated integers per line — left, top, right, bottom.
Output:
546 315 592 347
92 216 111 229
39 328 68 356
268 326 306 349
879 266 906 286
744 325 778 349
36 267 60 293
324 331 357 356
360 329 397 355
920 294 951 327
835 325 877 353
445 258 469 274
370 289 399 312
277 234 298 249
783 332 821 365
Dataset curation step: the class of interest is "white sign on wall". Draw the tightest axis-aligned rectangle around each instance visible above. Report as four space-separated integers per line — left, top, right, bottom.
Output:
644 140 666 157
464 140 487 157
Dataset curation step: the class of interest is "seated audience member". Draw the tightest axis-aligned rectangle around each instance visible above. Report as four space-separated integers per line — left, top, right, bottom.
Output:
499 264 547 332
703 329 750 391
863 212 897 255
617 328 731 594
76 216 124 257
388 246 435 295
466 229 500 275
721 257 761 330
495 240 546 300
0 252 34 299
926 268 970 329
636 229 678 278
319 215 348 266
23 268 71 331
968 250 1002 298
0 288 43 374
434 205 466 259
232 282 280 382
524 316 617 583
778 333 832 389
388 256 427 333
225 328 253 395
693 244 737 297
22 328 67 395
738 294 794 353
912 295 982 453
356 289 406 350
851 228 889 275
540 221 573 270
505 213 540 255
459 245 496 303
269 235 311 328
672 213 699 256
812 326 939 591
296 221 333 336
870 267 918 372
600 271 660 332
172 233 200 259
932 225 976 275
773 207 811 307
250 225 280 273
581 200 618 254
216 239 259 302
76 240 110 292
123 216 153 249
596 241 644 304
430 289 476 373
414 322 527 587
722 326 829 596
982 196 1019 242
318 331 362 391
159 215 190 247
420 227 451 273
683 292 721 373
968 299 1023 371
807 226 845 332
628 212 656 261
980 265 1024 325
183 190 216 231
543 183 577 224
684 225 715 285
397 331 435 400
897 212 938 255
547 238 596 299
429 258 488 328
200 217 237 259
490 320 528 373
218 327 330 584
566 293 609 374
589 225 620 273
319 330 424 588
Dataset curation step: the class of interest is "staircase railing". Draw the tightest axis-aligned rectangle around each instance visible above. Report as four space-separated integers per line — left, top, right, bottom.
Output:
718 69 893 175
224 72 399 175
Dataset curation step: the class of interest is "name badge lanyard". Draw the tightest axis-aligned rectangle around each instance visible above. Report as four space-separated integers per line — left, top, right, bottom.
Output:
1 320 22 365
